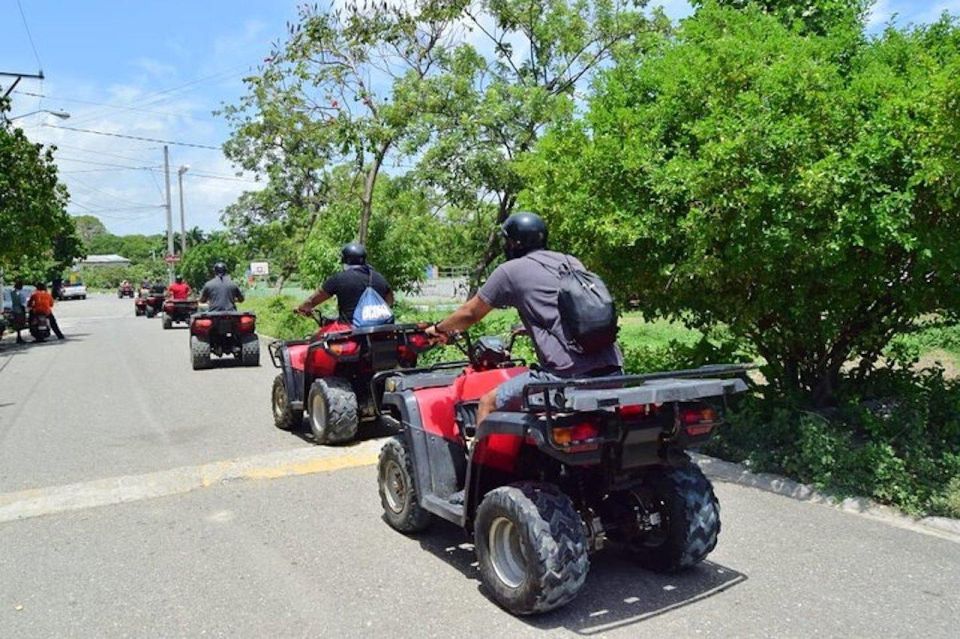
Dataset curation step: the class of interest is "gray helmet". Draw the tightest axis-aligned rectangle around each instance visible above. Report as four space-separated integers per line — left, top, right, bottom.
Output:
341 243 367 266
213 262 228 276
501 212 547 260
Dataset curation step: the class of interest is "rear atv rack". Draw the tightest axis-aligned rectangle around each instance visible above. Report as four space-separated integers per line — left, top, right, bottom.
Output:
521 364 754 414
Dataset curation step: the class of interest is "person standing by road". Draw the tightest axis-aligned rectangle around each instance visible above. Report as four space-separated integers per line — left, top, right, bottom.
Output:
166 275 191 300
27 282 65 340
10 280 27 343
200 262 244 312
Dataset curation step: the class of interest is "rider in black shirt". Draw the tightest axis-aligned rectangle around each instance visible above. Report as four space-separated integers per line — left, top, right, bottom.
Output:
200 262 244 312
296 243 393 323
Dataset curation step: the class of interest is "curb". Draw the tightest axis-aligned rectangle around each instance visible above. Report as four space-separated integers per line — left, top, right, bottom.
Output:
692 453 960 543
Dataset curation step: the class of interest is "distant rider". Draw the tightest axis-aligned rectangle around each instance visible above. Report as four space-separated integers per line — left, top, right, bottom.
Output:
27 282 65 340
10 280 27 343
296 243 394 323
426 212 622 425
166 275 191 300
200 262 244 312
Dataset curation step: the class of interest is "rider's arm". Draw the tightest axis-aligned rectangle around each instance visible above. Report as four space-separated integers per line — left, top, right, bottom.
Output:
385 290 395 306
297 289 331 314
234 284 245 304
432 296 493 335
199 284 209 303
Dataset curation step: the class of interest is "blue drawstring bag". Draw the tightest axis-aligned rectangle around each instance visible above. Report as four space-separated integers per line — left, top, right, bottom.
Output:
352 270 394 327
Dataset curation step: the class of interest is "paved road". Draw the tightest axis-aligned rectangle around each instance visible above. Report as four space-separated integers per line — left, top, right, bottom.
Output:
1 295 958 637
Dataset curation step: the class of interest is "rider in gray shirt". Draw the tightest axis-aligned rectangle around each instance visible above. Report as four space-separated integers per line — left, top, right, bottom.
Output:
426 212 622 425
200 262 244 312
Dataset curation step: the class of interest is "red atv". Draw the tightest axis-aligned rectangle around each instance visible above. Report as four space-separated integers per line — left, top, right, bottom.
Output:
161 298 199 329
118 282 134 298
135 286 166 317
189 311 260 369
268 314 435 444
376 330 750 615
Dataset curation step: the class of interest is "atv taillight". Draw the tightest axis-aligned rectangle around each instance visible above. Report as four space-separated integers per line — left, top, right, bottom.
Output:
552 422 600 450
193 318 213 334
680 407 719 437
328 339 360 358
238 315 256 333
618 404 650 419
163 302 174 312
407 332 431 352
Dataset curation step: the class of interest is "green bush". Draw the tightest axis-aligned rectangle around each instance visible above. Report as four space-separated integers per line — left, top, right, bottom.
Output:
707 367 960 517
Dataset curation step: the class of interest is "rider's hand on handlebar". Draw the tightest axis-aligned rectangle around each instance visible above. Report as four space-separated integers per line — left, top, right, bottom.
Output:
424 323 450 345
294 304 314 317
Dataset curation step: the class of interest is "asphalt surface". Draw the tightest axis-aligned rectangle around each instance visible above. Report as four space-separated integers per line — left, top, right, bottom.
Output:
1 295 958 638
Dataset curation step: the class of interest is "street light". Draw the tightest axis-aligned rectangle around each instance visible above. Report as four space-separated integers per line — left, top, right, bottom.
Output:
177 165 189 255
7 109 70 121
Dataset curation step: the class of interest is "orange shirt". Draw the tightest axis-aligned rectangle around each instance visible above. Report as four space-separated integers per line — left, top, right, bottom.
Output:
29 290 54 315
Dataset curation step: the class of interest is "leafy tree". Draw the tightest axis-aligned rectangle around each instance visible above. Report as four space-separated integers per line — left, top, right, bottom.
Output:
1 102 83 278
523 3 960 405
412 0 660 290
178 233 245 290
72 214 109 245
698 0 869 35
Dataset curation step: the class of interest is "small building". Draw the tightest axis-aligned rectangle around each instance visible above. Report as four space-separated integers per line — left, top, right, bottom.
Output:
81 254 131 267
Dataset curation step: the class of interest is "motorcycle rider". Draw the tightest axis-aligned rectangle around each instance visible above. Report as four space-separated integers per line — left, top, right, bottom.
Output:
425 212 622 425
27 282 65 340
296 243 394 323
200 262 244 312
166 275 191 300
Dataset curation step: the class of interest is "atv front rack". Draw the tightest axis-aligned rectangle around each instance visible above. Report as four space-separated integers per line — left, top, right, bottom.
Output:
521 363 754 414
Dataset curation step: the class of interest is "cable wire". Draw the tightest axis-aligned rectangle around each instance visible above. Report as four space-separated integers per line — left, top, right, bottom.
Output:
44 125 221 150
16 0 43 72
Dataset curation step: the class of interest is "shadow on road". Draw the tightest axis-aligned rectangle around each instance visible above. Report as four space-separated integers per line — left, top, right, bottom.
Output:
285 415 398 445
405 518 747 635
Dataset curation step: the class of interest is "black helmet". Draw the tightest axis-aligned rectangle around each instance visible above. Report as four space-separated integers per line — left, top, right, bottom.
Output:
501 211 547 260
175 275 184 283
213 262 228 276
341 243 367 266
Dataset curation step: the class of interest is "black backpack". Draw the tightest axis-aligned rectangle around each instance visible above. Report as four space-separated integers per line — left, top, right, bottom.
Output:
529 254 619 353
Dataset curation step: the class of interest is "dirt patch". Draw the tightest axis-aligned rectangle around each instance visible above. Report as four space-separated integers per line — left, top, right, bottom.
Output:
915 349 960 379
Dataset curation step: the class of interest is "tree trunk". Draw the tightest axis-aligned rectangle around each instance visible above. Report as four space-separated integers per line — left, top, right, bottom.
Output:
358 141 391 245
467 193 516 296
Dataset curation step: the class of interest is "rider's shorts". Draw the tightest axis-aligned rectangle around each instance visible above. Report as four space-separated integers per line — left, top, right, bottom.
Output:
494 370 561 411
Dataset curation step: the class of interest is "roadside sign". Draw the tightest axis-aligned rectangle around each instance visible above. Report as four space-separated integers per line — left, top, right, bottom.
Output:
164 254 181 264
250 261 269 276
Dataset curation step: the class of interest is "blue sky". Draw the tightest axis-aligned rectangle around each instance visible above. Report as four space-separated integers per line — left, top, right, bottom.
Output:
2 1 958 236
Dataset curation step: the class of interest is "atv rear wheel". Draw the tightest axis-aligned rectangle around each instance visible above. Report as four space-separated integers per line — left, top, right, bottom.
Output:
378 437 432 533
240 334 260 366
307 377 358 444
627 464 720 573
145 306 156 318
474 482 589 615
190 335 211 370
162 313 172 330
271 374 301 430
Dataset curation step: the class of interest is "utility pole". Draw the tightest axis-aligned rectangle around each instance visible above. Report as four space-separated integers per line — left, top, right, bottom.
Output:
163 145 174 283
178 165 189 255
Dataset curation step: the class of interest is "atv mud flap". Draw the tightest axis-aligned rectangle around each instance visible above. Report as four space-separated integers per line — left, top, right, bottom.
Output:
382 391 467 527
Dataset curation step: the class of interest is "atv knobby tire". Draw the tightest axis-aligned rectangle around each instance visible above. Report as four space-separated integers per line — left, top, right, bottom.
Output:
271 374 301 431
378 436 432 533
190 335 211 370
630 464 720 573
162 313 172 330
145 306 156 318
474 482 589 615
240 334 260 366
307 377 358 444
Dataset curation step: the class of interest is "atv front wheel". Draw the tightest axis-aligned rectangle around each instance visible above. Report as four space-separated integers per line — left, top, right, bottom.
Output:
378 436 432 533
190 335 211 370
271 374 302 430
628 464 720 573
162 313 172 330
240 334 260 366
307 377 358 444
474 482 589 615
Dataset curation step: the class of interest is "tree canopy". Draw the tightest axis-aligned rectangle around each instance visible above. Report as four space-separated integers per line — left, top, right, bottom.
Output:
523 1 960 404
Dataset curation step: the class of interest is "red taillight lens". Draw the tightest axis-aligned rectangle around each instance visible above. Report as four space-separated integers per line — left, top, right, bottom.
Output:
163 302 174 312
681 407 719 436
328 339 360 357
407 332 431 352
552 422 600 446
238 315 256 333
194 318 213 328
618 404 648 419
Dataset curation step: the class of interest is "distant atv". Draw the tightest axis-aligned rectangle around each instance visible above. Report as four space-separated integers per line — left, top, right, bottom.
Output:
135 286 165 317
118 282 135 298
376 329 750 615
268 314 434 444
190 311 260 369
161 298 198 329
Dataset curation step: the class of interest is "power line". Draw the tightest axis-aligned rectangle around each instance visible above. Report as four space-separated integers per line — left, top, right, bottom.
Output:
45 124 222 150
16 0 43 72
56 156 160 170
13 90 210 120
